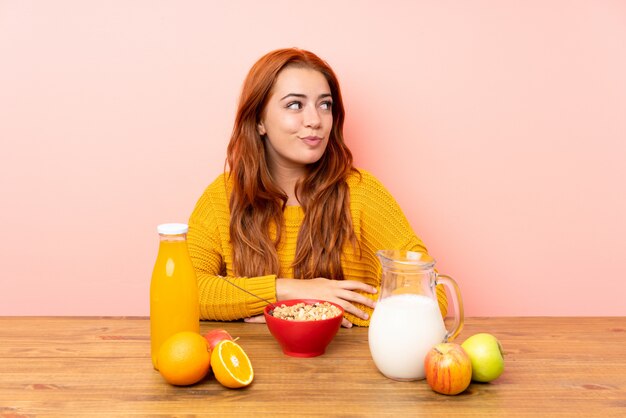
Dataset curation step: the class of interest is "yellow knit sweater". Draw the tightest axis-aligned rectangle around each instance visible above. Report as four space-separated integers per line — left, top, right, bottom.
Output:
187 169 447 326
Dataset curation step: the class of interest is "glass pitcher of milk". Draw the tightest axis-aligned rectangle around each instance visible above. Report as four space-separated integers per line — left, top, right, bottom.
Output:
368 250 464 381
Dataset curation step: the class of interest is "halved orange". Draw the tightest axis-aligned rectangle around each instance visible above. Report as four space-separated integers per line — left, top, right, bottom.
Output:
211 339 254 388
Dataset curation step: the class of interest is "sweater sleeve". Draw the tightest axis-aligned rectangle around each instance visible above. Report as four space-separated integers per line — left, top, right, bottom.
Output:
355 171 448 318
187 177 277 321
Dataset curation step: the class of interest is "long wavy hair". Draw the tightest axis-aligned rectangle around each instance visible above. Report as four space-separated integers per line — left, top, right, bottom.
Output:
226 48 358 280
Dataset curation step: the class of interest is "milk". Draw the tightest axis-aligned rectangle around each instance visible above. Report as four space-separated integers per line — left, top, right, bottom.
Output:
368 293 446 380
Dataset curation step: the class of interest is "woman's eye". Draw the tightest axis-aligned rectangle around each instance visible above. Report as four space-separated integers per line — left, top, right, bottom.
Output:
320 101 333 110
286 101 302 110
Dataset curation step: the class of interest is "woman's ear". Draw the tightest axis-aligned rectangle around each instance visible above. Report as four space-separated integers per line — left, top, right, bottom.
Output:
257 121 266 136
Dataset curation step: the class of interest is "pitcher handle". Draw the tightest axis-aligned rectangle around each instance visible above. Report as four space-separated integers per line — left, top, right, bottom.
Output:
436 274 464 341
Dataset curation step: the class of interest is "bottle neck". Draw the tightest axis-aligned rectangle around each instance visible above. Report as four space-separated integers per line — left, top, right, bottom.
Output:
159 233 187 242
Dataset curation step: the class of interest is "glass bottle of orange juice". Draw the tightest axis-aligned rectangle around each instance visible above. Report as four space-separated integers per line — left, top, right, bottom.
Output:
150 223 200 369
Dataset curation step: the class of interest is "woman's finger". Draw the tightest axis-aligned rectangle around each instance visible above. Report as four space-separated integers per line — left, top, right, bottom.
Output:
243 314 267 324
336 288 377 309
333 298 370 321
329 279 376 293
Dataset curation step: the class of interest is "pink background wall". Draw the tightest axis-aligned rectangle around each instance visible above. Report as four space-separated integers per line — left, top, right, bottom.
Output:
1 1 625 316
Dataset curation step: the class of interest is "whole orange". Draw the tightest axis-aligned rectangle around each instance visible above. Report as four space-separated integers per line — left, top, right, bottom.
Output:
157 331 211 386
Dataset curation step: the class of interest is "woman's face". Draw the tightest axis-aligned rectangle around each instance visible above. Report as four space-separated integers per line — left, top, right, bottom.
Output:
257 66 333 175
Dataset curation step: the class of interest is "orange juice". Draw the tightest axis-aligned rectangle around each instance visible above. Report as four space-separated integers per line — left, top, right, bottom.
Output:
150 223 200 369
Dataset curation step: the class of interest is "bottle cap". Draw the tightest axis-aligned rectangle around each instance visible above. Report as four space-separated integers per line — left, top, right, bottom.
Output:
157 223 189 235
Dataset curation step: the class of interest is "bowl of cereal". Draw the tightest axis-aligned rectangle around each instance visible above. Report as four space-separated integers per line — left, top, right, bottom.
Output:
264 299 344 357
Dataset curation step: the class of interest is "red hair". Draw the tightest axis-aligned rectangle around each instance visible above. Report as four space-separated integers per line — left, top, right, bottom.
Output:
226 48 358 280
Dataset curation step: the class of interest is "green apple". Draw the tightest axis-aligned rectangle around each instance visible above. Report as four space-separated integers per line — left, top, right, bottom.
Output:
461 333 504 382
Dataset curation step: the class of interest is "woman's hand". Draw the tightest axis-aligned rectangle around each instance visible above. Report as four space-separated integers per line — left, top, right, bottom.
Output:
243 315 266 324
275 278 377 328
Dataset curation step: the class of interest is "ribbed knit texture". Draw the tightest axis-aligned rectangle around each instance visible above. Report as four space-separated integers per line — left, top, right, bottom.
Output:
188 169 448 326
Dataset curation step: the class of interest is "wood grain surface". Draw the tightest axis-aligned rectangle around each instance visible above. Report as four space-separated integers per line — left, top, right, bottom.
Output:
0 316 624 417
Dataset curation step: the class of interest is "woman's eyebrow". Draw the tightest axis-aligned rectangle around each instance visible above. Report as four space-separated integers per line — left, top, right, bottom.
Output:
280 93 332 100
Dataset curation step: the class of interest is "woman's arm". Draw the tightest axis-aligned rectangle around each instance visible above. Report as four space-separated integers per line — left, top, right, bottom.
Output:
187 218 278 320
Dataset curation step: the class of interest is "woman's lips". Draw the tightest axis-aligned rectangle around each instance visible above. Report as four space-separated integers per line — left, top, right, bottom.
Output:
300 136 323 146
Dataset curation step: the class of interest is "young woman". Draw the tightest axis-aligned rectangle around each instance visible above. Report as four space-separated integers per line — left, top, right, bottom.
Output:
187 48 447 328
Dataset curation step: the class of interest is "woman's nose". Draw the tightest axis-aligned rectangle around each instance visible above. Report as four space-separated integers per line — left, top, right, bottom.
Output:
304 105 321 128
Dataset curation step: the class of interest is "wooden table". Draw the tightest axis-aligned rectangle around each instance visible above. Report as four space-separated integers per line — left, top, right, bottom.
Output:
1 317 624 417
